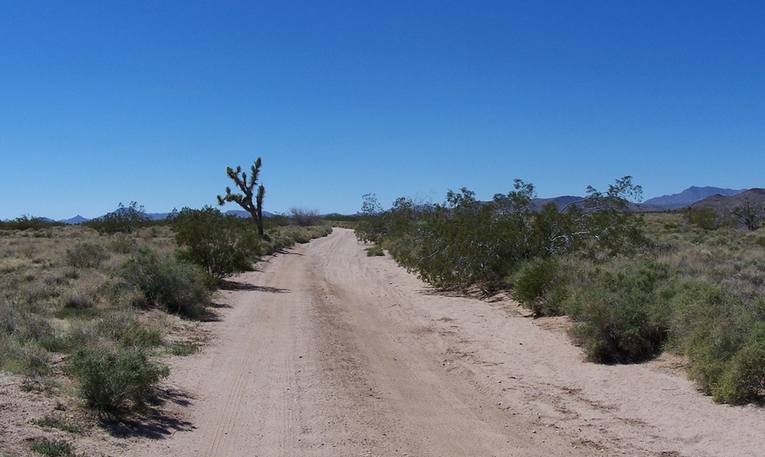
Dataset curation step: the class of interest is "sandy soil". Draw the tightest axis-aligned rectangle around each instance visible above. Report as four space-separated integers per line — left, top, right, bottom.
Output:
127 228 765 457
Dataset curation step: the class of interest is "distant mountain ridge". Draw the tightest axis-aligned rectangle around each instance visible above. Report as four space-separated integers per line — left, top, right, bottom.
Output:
56 208 275 225
642 186 743 210
691 188 765 213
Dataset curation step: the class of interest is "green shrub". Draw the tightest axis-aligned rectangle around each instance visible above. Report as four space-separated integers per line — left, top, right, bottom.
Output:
109 234 137 254
119 249 210 317
365 245 384 257
65 242 108 268
30 438 74 456
172 207 260 280
687 207 719 230
95 312 163 348
565 262 673 364
68 346 168 412
714 324 765 404
513 258 566 316
756 236 765 248
670 282 765 404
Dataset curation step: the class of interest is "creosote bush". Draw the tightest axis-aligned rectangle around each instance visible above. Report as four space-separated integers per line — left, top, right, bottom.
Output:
512 258 566 316
119 249 211 317
65 242 108 268
565 262 672 364
68 346 168 412
172 207 259 280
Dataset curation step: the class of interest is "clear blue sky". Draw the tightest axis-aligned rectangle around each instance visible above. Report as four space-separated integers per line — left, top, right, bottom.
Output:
1 1 763 219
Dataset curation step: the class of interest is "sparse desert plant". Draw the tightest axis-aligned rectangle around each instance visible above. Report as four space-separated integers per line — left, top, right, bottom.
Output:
68 345 169 412
289 207 321 226
65 242 108 268
32 415 84 434
118 249 210 317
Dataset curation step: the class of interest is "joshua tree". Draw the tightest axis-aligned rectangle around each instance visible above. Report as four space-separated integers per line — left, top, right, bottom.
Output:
217 158 266 237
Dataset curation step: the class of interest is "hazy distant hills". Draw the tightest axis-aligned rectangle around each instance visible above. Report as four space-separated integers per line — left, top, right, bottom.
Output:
642 186 744 210
691 188 765 213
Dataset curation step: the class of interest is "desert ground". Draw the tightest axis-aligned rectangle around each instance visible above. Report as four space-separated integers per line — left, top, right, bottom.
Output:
122 228 765 457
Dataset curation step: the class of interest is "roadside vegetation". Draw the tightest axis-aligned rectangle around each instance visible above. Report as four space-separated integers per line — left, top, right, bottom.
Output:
356 178 765 405
0 158 333 455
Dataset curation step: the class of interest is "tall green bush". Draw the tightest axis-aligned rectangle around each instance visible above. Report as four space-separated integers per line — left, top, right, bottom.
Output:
118 249 210 317
172 207 260 280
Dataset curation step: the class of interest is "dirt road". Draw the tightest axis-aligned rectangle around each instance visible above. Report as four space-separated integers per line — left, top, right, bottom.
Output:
130 228 765 457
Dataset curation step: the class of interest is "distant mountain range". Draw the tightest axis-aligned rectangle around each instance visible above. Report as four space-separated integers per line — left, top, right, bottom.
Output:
691 188 765 213
14 186 760 224
529 186 748 213
642 186 744 210
57 209 276 224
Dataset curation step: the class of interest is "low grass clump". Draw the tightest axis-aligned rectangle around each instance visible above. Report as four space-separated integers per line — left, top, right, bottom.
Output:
32 415 85 434
30 438 74 456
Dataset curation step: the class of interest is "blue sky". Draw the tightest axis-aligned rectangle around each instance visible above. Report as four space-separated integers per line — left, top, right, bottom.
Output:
1 1 763 219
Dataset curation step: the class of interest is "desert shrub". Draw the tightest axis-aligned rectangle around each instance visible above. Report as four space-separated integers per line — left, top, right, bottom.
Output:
172 207 260 280
756 236 765 248
289 207 321 226
715 324 765 404
565 261 673 364
61 290 95 310
109 234 137 254
0 216 60 231
85 201 149 234
118 249 210 317
670 281 765 403
30 438 74 456
0 302 54 343
687 207 719 230
365 245 384 256
68 346 168 412
358 177 646 293
65 242 108 268
95 312 163 348
513 258 567 316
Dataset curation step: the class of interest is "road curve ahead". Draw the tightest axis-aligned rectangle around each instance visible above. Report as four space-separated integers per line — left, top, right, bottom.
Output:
131 228 765 457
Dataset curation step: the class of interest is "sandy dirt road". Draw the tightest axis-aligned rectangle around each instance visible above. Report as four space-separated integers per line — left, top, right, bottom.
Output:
130 228 765 457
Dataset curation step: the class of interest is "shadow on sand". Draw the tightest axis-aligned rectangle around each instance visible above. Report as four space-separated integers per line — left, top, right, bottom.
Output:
102 387 195 440
219 279 290 294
